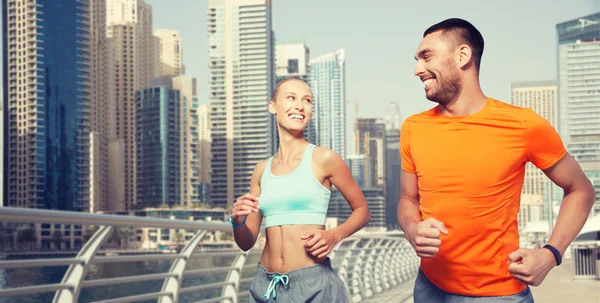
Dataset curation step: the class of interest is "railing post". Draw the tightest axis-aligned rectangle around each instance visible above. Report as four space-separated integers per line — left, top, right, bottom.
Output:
53 225 113 303
333 238 360 302
369 239 386 294
158 230 207 303
379 240 395 290
387 241 403 285
222 251 248 303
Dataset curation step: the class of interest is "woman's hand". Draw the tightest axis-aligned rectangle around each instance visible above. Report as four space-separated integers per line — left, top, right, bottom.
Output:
231 193 260 224
301 230 340 260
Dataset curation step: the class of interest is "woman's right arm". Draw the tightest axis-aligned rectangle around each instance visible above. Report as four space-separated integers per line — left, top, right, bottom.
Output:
230 160 266 251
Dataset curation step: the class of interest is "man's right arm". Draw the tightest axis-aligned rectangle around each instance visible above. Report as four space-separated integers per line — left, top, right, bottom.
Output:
398 118 447 258
398 171 422 239
398 171 447 258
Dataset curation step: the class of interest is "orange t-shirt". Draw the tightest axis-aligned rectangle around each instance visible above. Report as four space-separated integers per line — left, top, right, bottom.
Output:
400 98 567 296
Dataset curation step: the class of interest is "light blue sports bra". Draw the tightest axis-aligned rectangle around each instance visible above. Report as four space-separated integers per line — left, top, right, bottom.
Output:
259 144 332 228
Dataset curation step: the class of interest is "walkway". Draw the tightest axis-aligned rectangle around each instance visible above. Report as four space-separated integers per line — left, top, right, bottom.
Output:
374 260 600 303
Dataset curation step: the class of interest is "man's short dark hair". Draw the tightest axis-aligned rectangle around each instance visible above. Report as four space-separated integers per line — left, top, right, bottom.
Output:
424 18 484 70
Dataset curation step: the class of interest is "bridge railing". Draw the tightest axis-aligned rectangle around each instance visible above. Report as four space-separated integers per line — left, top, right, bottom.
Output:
0 207 419 303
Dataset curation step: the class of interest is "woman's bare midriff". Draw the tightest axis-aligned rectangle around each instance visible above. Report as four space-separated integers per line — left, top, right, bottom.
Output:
259 224 326 273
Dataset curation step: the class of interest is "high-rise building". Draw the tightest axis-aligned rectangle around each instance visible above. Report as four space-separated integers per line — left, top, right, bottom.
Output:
172 75 201 207
198 104 212 203
155 29 184 77
510 81 557 203
385 102 402 130
107 0 138 33
346 155 369 188
275 41 315 144
328 188 386 230
385 128 401 230
310 49 346 159
275 41 309 82
89 0 114 213
2 0 105 211
208 0 276 208
356 118 387 189
107 0 159 210
556 13 600 216
136 79 181 208
556 13 600 167
0 104 3 207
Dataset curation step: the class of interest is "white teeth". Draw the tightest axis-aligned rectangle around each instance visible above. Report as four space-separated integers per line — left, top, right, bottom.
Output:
424 79 433 87
289 114 304 120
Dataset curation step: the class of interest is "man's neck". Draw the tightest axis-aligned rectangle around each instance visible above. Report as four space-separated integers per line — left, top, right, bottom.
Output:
439 80 488 117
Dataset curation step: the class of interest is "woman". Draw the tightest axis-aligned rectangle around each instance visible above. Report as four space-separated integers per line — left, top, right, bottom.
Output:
229 77 371 302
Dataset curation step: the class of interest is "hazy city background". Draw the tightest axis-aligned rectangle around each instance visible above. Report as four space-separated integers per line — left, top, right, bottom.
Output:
1 0 600 302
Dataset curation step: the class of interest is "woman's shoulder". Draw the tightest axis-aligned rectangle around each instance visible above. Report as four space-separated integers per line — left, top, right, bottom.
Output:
311 145 341 165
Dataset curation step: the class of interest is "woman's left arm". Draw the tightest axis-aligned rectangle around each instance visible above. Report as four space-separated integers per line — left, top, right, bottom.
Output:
302 148 371 259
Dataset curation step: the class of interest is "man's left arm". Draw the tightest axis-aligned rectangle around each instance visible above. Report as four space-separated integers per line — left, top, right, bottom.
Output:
543 154 595 255
508 110 596 286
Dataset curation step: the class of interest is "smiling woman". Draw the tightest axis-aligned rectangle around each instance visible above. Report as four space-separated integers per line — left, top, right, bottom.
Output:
228 77 371 302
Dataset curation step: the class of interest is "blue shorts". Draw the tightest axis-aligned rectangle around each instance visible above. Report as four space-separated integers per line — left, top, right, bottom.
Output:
249 258 349 302
414 268 534 303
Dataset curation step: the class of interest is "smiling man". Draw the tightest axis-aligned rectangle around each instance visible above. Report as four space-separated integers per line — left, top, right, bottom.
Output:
398 18 596 302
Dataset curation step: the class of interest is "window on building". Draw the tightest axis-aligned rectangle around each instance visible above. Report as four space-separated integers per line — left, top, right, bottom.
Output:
287 59 298 74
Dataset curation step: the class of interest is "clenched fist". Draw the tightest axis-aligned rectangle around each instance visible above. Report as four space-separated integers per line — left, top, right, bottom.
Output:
407 217 448 258
231 193 260 225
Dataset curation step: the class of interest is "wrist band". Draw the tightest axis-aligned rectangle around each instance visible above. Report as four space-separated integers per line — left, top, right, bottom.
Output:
229 216 247 228
543 244 562 266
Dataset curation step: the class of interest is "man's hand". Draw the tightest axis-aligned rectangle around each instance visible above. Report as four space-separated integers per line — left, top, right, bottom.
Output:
508 248 557 286
407 218 448 258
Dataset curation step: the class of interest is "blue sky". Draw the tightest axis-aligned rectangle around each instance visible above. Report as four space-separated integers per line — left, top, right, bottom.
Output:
144 0 598 153
2 0 599 154
143 0 598 118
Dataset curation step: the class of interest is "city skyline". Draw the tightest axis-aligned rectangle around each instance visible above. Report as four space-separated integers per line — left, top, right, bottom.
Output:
142 0 598 154
1 1 598 155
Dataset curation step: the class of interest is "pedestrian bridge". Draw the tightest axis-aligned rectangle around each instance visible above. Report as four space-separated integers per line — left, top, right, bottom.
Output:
0 207 420 303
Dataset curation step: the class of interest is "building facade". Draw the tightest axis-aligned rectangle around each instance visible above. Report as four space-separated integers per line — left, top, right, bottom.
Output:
136 80 181 208
310 49 346 159
208 0 276 208
2 0 101 211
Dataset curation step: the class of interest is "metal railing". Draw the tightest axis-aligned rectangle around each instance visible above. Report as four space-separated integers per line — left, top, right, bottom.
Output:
571 241 600 280
0 207 419 303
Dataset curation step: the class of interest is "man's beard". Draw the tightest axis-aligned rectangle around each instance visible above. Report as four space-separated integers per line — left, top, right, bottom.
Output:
426 61 462 106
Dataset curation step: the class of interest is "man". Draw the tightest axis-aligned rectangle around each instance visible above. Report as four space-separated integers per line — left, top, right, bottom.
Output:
398 18 596 302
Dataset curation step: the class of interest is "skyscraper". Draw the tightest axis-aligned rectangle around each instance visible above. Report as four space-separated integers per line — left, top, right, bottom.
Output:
208 0 275 208
275 41 315 144
556 13 600 216
136 79 181 207
155 29 184 77
0 104 3 206
385 128 401 230
172 75 201 207
275 41 309 82
557 13 600 167
198 104 211 203
510 81 557 223
310 49 346 159
107 0 159 210
2 0 104 210
385 102 402 130
510 81 557 197
90 0 112 213
356 118 387 189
